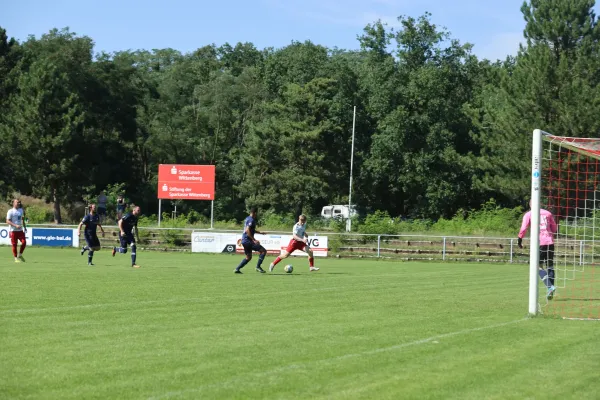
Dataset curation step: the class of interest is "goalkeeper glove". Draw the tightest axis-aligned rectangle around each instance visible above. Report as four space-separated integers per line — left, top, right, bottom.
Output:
517 237 523 249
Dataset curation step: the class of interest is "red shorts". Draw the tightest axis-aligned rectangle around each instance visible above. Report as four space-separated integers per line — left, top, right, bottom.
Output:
286 239 306 253
10 231 26 245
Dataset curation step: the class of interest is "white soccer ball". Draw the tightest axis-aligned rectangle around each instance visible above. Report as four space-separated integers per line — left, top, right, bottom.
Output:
284 264 293 273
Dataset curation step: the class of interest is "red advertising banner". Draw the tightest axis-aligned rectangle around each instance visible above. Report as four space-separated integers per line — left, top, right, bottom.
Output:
157 164 215 200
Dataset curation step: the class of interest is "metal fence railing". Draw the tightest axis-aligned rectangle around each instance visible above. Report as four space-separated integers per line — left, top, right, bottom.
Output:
325 233 525 263
20 225 598 263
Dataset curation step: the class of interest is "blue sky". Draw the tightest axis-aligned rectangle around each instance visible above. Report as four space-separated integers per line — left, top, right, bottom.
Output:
3 0 540 61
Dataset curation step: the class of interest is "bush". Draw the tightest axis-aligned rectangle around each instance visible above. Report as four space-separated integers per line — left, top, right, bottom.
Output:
213 219 242 230
351 200 522 237
257 210 296 231
6 195 527 237
154 213 189 246
395 219 433 233
25 205 54 224
136 227 151 245
328 234 346 253
327 216 348 232
160 229 186 246
358 211 398 235
157 212 188 228
137 215 158 226
431 199 522 236
186 210 207 225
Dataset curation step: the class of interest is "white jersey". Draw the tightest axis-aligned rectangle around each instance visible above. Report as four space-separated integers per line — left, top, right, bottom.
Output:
6 208 23 232
293 222 307 240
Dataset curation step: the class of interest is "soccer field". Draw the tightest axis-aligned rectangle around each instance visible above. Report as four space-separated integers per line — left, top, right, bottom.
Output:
1 248 599 399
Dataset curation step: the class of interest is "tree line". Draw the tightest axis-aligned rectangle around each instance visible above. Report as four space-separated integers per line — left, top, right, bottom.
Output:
1 0 599 223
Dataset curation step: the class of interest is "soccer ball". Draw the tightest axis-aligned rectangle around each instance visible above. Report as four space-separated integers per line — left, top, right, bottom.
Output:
284 264 293 273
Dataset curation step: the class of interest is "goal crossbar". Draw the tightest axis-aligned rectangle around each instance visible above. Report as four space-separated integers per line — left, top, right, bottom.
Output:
541 132 600 160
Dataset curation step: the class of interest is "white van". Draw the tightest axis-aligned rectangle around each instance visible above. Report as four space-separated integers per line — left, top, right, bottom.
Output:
321 205 357 219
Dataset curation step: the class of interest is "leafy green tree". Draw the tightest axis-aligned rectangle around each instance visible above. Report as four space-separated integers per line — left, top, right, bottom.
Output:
263 41 330 96
1 29 141 222
4 50 87 222
0 27 22 198
196 66 267 218
8 5 600 224
218 42 263 76
474 0 600 202
237 78 347 215
361 15 481 218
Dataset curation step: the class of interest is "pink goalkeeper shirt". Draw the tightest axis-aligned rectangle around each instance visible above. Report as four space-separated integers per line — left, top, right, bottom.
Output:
518 209 557 246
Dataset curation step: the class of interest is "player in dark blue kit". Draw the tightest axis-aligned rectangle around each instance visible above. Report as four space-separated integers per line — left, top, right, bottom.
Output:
112 206 141 268
234 207 268 274
77 204 105 266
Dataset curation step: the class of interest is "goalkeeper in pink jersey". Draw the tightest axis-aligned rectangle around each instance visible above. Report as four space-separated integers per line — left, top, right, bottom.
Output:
517 200 557 299
269 215 319 272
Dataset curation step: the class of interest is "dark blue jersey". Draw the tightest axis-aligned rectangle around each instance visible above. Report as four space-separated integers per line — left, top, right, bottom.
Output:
120 212 138 234
81 213 100 234
241 216 256 242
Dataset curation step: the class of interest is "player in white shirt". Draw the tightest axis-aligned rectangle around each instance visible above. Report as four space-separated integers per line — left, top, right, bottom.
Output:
17 199 26 222
6 199 27 262
269 215 319 272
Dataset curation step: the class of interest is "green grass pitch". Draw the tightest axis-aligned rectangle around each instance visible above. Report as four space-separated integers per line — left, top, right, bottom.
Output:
1 248 599 399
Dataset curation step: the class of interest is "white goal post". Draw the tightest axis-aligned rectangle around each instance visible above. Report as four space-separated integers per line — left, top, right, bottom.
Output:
528 129 542 315
529 129 600 319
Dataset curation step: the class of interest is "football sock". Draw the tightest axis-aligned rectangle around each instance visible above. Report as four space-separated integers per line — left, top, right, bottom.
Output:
547 263 555 286
88 251 94 264
538 269 551 288
257 253 265 268
309 257 314 267
273 256 282 266
131 245 137 265
236 258 250 270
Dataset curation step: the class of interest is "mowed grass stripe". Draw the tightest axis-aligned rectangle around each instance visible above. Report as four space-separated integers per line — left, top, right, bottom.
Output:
2 248 597 400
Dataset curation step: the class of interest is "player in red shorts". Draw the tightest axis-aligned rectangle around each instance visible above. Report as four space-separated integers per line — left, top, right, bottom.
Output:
269 214 319 272
6 199 27 263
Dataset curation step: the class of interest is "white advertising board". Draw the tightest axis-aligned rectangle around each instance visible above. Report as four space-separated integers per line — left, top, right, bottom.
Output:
0 228 32 246
0 227 79 247
191 232 328 257
191 232 237 253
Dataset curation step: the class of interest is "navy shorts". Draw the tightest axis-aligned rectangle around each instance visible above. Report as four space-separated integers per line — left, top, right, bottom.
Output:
242 240 265 256
97 207 107 216
540 244 554 264
85 233 101 248
119 232 135 248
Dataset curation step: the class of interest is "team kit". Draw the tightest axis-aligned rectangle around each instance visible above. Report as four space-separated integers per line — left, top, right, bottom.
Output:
6 198 559 301
6 199 557 296
5 202 319 273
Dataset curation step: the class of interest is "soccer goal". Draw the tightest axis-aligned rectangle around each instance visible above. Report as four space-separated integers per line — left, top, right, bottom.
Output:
529 129 600 320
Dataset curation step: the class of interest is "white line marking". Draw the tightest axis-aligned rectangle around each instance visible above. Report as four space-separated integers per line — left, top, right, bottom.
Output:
562 317 600 321
147 318 528 400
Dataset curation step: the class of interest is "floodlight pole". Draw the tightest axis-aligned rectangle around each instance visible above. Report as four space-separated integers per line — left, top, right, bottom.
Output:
347 106 356 232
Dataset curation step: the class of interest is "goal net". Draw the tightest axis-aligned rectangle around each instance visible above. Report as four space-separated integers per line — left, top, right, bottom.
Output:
529 130 600 320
